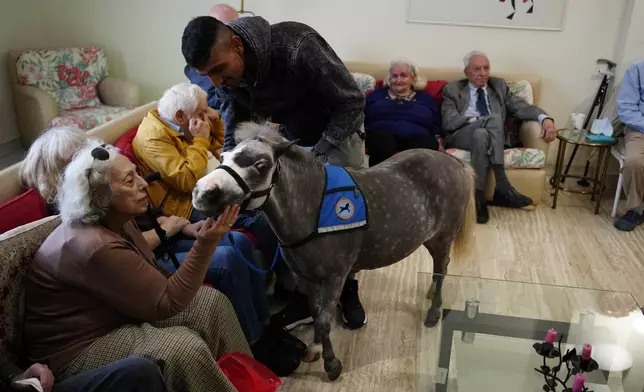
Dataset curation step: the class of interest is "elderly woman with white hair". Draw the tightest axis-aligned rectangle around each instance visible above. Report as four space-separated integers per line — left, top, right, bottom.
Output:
364 59 443 166
18 126 210 260
19 126 88 212
23 140 251 392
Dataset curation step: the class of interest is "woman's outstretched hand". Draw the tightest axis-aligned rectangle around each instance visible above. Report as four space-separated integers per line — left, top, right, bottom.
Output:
196 205 240 243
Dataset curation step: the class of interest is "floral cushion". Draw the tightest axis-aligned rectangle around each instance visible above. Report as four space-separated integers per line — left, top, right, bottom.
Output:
445 147 546 169
16 46 108 110
0 216 61 358
48 105 132 130
507 80 534 105
351 72 376 95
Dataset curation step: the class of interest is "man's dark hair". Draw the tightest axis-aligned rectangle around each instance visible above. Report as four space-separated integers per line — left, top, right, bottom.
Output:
182 16 229 68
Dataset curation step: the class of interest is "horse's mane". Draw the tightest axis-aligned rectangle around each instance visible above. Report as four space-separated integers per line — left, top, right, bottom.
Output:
235 121 279 145
234 121 321 169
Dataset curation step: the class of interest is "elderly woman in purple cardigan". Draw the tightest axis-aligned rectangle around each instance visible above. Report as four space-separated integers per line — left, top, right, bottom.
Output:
364 59 443 166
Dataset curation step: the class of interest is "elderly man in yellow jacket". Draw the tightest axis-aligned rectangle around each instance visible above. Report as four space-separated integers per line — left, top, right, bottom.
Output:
133 84 295 358
135 82 285 280
134 82 224 220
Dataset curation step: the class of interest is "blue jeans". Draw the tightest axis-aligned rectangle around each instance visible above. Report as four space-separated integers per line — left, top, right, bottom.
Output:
190 210 291 282
52 357 165 392
156 231 269 342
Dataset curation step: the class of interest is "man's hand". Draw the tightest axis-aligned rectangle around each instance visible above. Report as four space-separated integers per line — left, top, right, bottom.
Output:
204 107 220 122
182 220 205 238
11 363 54 392
190 117 211 139
197 205 240 243
542 118 557 143
160 216 190 237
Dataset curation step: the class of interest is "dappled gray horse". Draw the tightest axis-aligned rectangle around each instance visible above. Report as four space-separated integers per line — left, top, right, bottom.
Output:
192 122 475 381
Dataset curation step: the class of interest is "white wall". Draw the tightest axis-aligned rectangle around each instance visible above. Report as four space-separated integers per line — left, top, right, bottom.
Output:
40 0 631 167
256 0 625 139
621 0 644 70
41 0 627 126
0 0 47 145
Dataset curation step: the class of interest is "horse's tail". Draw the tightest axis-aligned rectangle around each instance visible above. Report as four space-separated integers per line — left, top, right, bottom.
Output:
452 164 476 261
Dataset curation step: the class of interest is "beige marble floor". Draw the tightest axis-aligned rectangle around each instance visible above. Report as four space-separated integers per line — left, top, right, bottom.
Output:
278 190 644 392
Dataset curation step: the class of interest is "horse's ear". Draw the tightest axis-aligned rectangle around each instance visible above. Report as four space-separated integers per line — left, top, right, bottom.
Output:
274 139 299 159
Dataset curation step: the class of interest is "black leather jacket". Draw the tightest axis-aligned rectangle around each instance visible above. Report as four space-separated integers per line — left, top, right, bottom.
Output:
218 17 365 154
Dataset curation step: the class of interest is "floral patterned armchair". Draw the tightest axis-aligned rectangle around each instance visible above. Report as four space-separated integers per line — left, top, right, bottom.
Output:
8 46 140 147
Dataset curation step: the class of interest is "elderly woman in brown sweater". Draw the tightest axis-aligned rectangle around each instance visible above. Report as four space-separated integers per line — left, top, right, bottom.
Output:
23 140 250 392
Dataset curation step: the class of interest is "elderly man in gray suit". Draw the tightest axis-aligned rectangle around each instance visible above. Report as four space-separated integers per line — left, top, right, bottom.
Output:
442 51 557 224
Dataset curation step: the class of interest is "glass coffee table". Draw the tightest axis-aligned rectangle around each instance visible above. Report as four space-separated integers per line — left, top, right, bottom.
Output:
416 274 644 392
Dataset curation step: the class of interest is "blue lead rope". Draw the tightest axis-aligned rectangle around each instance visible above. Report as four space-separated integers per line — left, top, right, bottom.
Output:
226 232 280 275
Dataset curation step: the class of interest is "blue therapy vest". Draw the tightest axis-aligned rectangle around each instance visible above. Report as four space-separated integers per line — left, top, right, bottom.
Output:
317 165 368 233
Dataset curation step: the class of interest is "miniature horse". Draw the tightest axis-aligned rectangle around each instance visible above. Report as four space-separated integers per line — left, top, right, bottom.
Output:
192 122 475 381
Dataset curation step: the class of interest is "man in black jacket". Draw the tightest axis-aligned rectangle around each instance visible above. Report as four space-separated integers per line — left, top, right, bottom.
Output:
181 16 367 168
181 16 367 330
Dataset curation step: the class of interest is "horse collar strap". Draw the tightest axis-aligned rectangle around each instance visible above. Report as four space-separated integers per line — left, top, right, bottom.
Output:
281 165 368 249
215 164 279 210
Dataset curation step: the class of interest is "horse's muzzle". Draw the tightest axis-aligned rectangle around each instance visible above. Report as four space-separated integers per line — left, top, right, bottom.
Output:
192 184 224 216
193 182 248 217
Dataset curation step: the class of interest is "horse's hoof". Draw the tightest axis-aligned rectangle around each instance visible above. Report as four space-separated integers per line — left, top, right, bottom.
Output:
426 285 436 299
424 309 441 328
324 358 343 381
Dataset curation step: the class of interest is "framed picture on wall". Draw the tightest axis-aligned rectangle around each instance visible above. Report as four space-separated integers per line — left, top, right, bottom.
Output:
407 0 566 31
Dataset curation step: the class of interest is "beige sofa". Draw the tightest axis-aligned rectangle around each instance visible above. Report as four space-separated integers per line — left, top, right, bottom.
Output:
345 62 550 204
0 215 62 365
2 64 550 206
0 101 157 206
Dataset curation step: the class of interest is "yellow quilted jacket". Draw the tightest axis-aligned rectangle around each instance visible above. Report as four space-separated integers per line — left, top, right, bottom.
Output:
132 110 224 219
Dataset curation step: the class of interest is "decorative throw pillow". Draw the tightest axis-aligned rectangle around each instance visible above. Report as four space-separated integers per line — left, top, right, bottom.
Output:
504 80 535 147
16 46 108 110
424 80 448 105
351 72 376 95
114 126 140 165
507 80 534 105
0 189 48 234
446 147 546 169
54 85 101 111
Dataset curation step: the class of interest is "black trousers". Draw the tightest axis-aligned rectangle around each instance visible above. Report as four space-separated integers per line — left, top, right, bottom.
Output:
365 129 439 167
